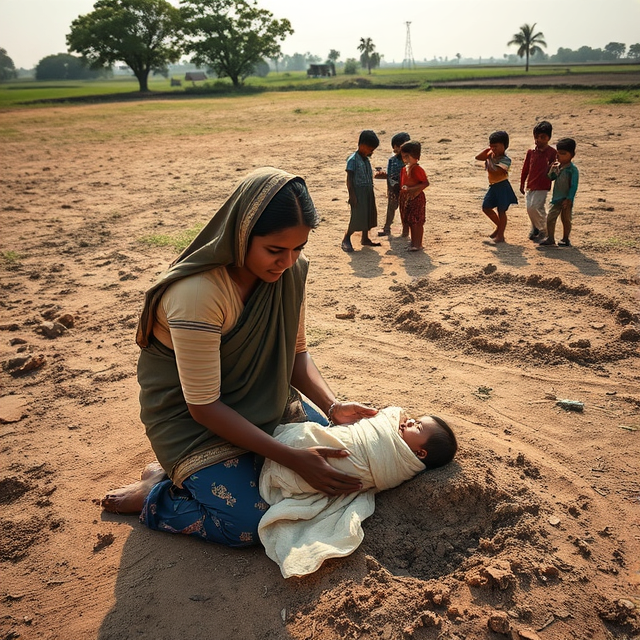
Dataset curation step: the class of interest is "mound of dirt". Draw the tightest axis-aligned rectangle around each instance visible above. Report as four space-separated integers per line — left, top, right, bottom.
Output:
385 266 639 366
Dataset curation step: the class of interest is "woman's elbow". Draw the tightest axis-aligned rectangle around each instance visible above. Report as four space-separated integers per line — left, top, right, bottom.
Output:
187 399 220 424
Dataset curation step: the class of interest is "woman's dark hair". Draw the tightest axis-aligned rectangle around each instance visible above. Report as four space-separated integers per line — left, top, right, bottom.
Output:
533 120 552 137
422 415 458 470
556 137 576 155
250 178 319 237
489 130 510 149
391 131 411 148
400 140 422 160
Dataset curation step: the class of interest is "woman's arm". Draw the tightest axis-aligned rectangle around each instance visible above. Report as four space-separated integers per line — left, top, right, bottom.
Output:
291 351 378 425
187 399 363 495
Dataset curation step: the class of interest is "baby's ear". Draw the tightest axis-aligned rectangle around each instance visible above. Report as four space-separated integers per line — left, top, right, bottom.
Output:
416 449 428 460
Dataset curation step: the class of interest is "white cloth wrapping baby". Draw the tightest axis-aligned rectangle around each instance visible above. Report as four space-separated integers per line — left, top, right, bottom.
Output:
258 406 426 578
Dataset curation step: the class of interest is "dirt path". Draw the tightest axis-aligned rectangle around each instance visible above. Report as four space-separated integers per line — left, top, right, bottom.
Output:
1 90 639 640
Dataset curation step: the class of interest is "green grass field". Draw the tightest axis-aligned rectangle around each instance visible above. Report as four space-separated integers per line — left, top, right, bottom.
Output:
1 64 638 109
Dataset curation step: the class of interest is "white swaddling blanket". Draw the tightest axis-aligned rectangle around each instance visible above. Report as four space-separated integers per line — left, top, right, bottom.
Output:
258 406 426 578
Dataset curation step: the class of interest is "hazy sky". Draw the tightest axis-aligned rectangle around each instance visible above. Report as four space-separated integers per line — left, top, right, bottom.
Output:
1 0 639 69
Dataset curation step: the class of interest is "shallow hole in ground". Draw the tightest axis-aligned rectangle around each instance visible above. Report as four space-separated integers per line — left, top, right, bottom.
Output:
362 453 541 581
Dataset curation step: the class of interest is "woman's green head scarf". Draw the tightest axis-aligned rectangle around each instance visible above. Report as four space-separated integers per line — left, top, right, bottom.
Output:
137 167 304 347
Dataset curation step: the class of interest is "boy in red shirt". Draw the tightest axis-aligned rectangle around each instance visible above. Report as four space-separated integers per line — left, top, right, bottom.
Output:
520 121 557 242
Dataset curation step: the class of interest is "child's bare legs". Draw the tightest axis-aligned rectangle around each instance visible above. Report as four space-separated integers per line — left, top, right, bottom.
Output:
341 230 354 252
539 202 561 246
343 226 381 251
409 223 424 250
559 201 572 245
400 211 409 237
495 208 507 243
483 207 500 238
360 230 381 247
379 198 398 235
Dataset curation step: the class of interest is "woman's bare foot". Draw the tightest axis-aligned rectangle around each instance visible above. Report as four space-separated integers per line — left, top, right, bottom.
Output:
101 466 167 514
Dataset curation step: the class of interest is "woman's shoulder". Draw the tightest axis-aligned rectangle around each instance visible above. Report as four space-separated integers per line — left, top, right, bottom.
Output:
163 267 239 307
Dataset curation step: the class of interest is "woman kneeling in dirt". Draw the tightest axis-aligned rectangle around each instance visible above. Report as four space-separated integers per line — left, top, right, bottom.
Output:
101 168 376 546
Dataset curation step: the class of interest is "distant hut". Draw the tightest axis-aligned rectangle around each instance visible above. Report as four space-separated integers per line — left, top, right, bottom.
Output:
185 72 208 86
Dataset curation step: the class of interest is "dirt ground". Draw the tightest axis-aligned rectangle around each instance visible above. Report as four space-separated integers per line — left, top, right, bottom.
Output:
1 89 639 640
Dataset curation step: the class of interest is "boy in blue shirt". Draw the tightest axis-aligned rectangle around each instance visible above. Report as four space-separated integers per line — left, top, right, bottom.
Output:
538 138 579 247
375 131 411 236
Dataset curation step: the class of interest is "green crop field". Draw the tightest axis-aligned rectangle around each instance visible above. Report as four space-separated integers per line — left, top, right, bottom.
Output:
1 64 638 110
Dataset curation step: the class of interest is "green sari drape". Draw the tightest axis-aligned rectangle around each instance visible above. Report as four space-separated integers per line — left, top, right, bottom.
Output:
136 168 309 485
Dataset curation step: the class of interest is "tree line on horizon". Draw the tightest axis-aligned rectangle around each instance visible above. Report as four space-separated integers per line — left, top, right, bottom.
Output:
1 1 639 88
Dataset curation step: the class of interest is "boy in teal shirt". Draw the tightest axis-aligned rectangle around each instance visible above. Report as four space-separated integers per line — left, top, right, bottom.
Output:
538 138 579 247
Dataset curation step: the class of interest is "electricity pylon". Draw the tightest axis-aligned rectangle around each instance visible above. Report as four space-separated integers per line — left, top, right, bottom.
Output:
403 22 415 69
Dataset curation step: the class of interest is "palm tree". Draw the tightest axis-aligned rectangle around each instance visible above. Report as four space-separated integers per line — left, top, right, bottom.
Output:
508 23 546 72
358 37 376 74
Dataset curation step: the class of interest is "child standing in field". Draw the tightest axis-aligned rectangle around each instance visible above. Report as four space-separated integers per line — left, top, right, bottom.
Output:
475 130 518 243
342 130 381 253
520 120 557 242
538 138 579 247
398 141 429 251
375 132 411 236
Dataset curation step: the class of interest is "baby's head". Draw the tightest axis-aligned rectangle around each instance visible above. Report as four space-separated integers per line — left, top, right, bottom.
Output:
399 413 457 469
391 131 411 153
489 130 509 155
358 129 380 156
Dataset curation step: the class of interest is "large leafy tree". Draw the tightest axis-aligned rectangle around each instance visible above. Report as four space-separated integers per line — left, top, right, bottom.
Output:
36 53 107 80
604 42 626 59
181 0 293 87
507 23 546 72
358 37 377 74
66 0 183 92
629 43 640 60
0 48 17 82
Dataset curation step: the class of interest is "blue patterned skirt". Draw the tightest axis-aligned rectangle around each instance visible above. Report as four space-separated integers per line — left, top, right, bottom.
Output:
140 402 328 547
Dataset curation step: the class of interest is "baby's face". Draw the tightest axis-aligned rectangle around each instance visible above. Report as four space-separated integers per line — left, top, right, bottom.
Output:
398 415 437 456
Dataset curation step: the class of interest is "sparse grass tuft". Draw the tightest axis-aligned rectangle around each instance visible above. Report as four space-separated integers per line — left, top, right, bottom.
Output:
605 236 638 248
601 91 639 104
1 250 22 263
138 225 203 253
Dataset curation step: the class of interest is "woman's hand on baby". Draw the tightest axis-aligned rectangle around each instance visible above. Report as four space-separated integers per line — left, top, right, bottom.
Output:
291 447 362 495
331 402 378 425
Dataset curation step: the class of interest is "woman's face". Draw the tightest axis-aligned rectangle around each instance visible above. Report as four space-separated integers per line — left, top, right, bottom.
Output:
244 225 311 283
